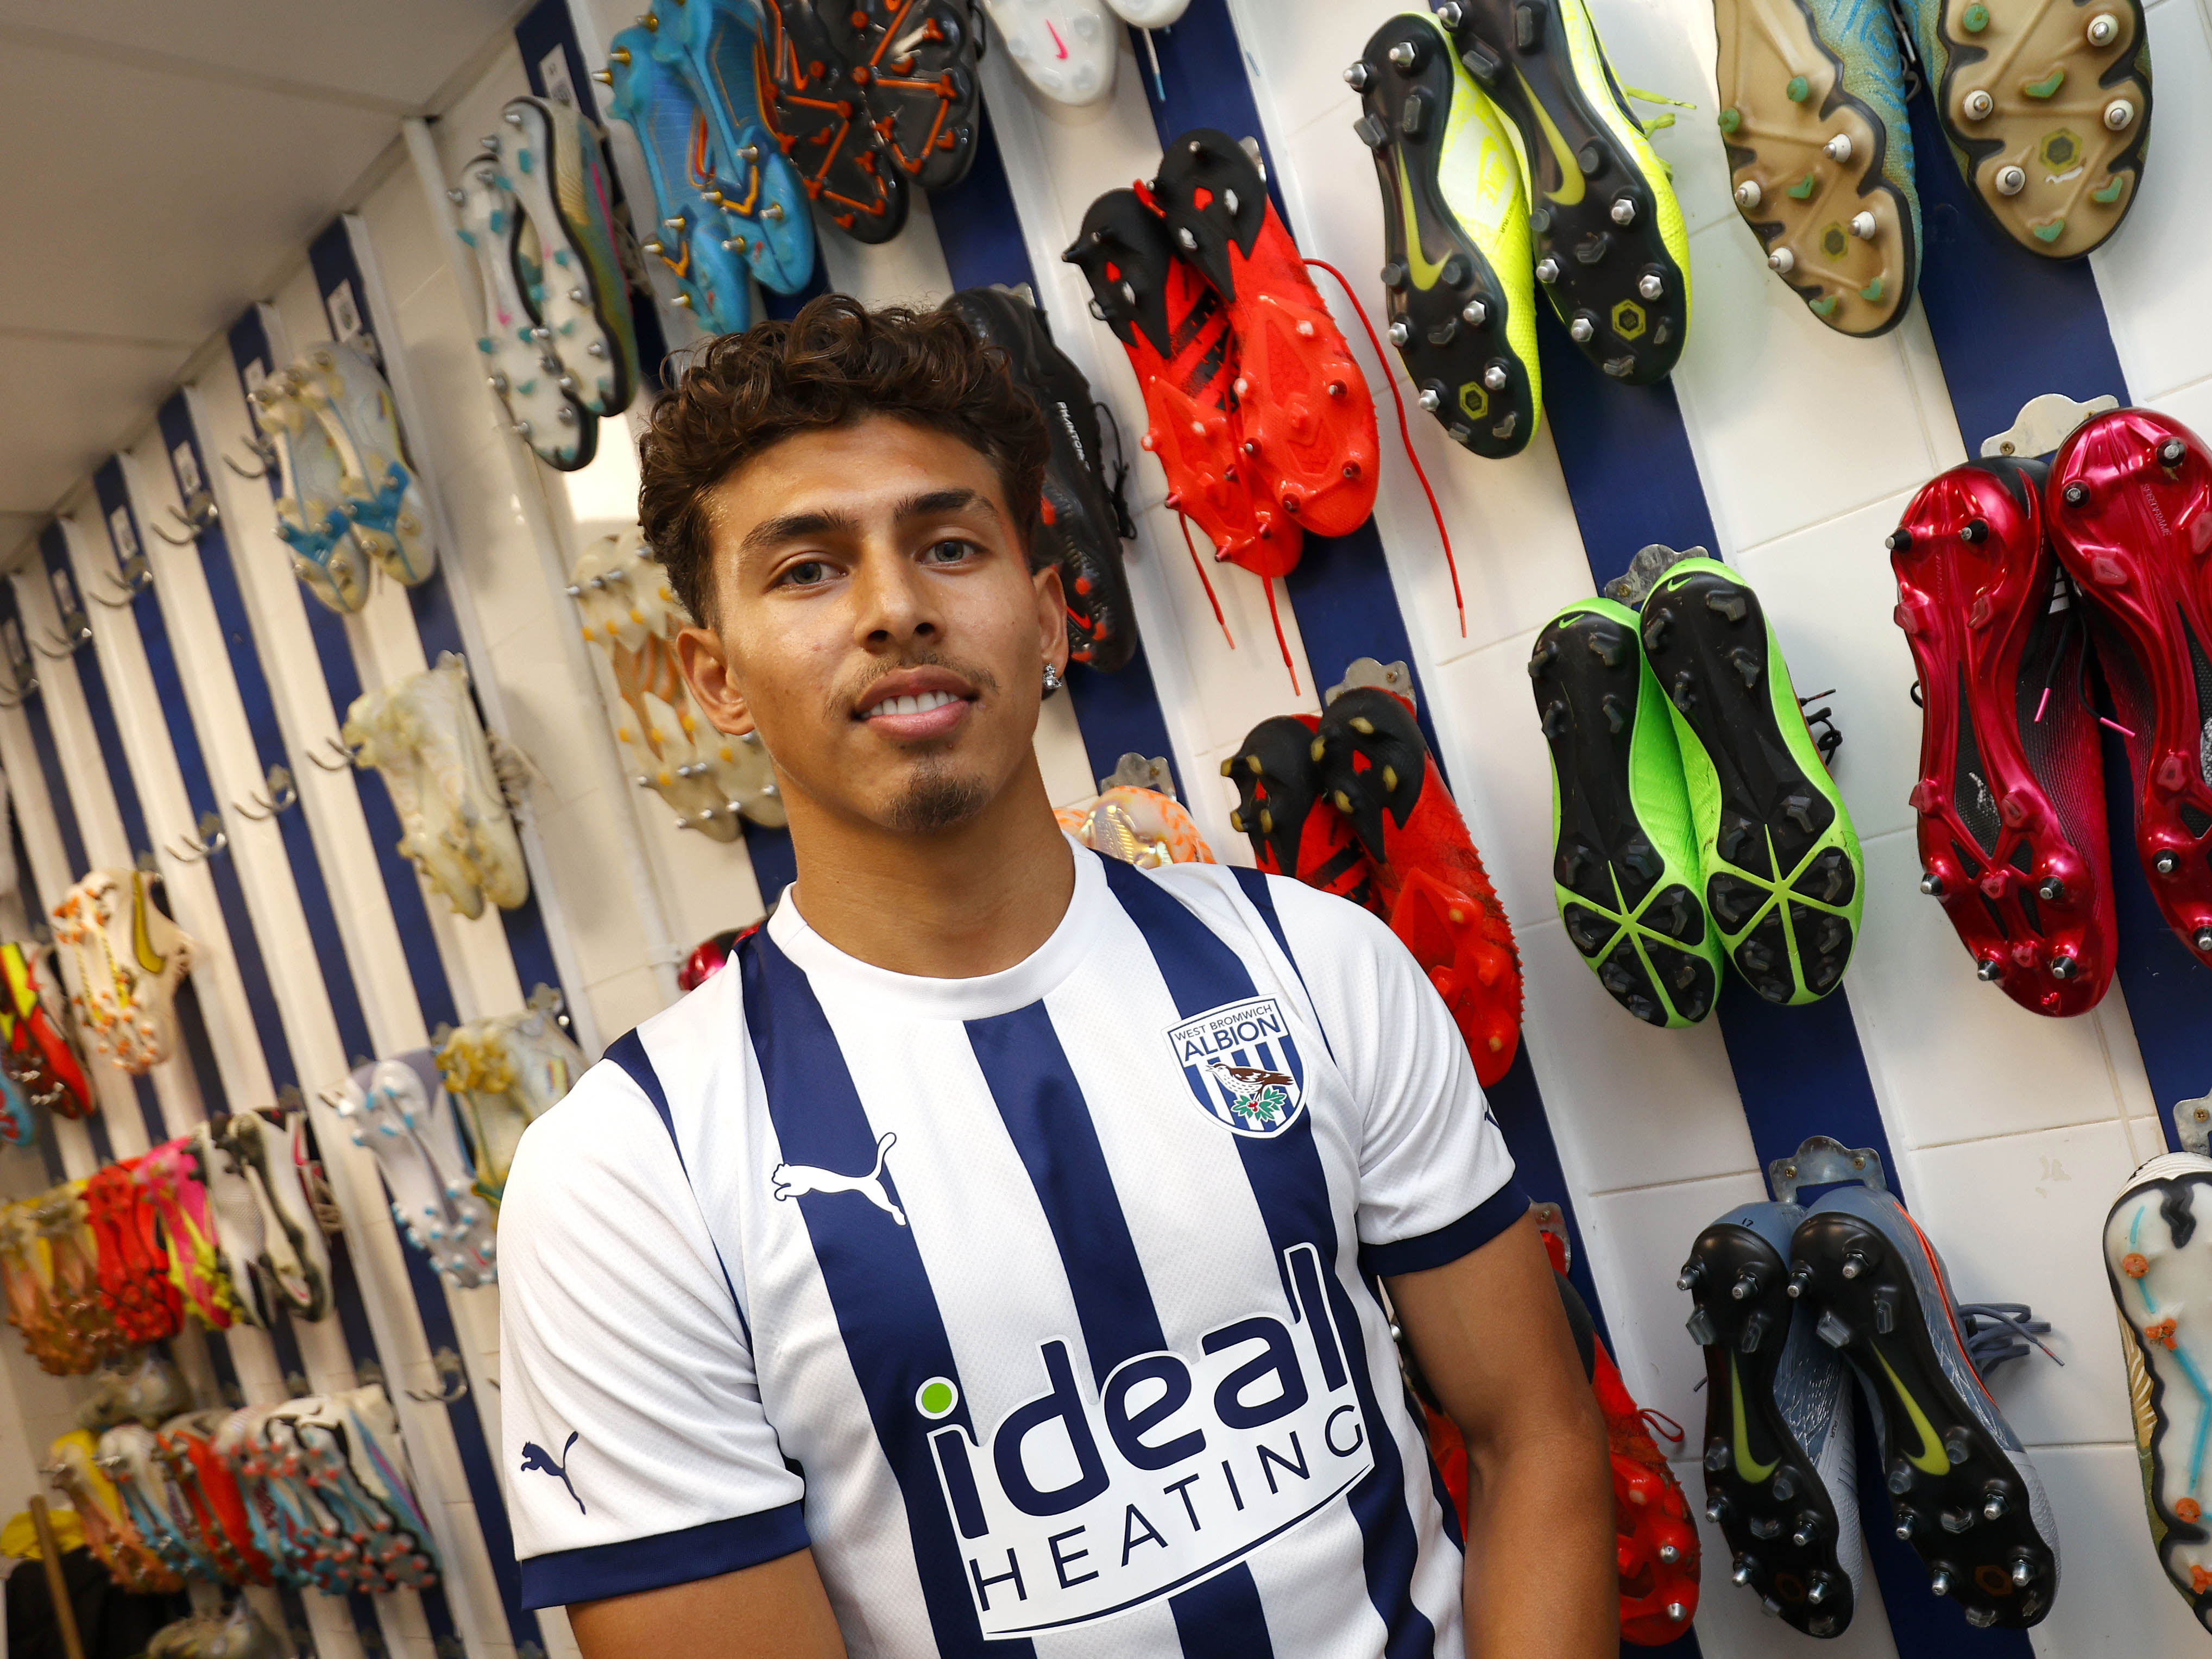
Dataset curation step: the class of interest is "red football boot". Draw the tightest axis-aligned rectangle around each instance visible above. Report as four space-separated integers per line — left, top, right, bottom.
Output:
1223 714 1374 909
85 1160 182 1345
1889 456 2115 1014
1312 684 1520 946
1065 188 1297 577
1592 1324 1700 1642
2046 408 2212 963
1388 868 1521 1086
1149 130 1379 540
2 941 93 1117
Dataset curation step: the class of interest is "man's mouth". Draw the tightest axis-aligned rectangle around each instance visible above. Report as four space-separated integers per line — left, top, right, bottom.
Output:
866 689 964 720
853 667 980 739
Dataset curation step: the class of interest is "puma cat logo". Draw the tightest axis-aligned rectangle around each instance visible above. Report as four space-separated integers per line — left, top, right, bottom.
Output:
772 1132 906 1227
520 1430 583 1513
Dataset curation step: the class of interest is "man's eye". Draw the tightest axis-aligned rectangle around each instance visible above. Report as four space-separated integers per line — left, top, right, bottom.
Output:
780 560 830 588
922 538 976 564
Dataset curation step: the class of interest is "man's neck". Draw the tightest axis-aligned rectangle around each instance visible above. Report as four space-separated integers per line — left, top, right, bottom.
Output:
782 764 1077 979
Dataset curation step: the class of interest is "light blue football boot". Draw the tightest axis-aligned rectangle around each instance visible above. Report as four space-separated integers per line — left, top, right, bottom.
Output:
1682 1198 1866 1636
606 24 755 337
1712 0 1920 336
1792 1183 2059 1630
650 0 814 294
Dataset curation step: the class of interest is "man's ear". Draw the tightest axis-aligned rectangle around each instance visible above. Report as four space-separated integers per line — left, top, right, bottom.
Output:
1032 558 1069 675
676 624 756 737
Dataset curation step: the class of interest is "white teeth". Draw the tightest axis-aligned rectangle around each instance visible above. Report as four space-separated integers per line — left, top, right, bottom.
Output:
871 689 959 718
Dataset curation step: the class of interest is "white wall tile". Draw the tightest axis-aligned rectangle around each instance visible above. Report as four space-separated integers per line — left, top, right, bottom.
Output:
2021 1443 2207 1657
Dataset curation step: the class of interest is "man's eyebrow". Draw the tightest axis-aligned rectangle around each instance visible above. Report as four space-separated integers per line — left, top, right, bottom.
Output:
738 507 859 561
893 488 1000 524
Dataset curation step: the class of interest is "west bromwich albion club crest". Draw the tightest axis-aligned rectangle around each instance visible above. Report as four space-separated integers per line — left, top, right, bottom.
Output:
1168 997 1307 1137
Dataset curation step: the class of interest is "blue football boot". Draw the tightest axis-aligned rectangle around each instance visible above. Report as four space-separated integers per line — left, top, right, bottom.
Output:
1712 0 1920 336
1791 1183 2059 1629
649 0 815 293
606 24 755 336
1683 1198 1865 1636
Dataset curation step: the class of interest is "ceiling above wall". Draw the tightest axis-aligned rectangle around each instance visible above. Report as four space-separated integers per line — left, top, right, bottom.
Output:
0 0 523 557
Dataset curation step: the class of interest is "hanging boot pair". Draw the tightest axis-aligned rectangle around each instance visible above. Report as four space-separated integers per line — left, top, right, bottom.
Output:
1685 1168 2060 1633
1715 0 2151 334
1226 673 1522 1084
1534 552 1863 1025
1066 131 1381 675
1894 407 2212 1010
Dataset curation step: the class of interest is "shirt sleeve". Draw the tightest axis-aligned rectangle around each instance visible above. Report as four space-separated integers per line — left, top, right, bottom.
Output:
1260 875 1526 1277
498 1056 806 1608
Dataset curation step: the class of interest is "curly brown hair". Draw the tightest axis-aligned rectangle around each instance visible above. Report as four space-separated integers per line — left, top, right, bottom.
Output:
636 295 1050 627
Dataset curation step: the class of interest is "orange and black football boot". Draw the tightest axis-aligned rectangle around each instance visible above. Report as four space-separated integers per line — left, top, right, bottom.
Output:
1558 1270 1701 1644
1149 129 1381 540
1890 456 2115 1015
1065 188 1297 579
818 1 981 192
2046 407 2212 967
1224 714 1373 908
761 0 908 242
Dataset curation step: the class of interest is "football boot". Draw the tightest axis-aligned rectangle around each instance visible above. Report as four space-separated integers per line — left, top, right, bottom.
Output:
606 25 759 330
1793 1184 2059 1629
1906 0 2151 258
1151 129 1381 538
1350 11 1539 457
2106 1151 2212 1632
1532 597 1720 1027
650 0 816 291
0 940 92 1117
1683 1198 1863 1636
760 0 909 243
1224 714 1373 908
1892 456 2114 1013
1580 1280 1699 1644
1640 557 1862 1004
2047 409 2212 964
945 285 1137 671
1066 188 1296 576
1436 0 1691 382
490 97 644 414
819 0 984 191
979 0 1116 105
1715 0 1920 334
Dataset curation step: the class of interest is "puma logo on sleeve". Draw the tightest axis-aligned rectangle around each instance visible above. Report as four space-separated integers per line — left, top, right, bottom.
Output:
520 1429 584 1513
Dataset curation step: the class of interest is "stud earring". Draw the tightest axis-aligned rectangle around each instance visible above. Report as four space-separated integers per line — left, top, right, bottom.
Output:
1041 661 1064 695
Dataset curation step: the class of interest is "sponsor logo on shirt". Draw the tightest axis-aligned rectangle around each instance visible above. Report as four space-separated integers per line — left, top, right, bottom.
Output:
1168 997 1307 1138
919 1242 1371 1636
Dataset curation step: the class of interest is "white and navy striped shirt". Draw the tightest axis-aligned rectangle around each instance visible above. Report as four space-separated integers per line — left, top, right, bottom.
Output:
500 846 1523 1657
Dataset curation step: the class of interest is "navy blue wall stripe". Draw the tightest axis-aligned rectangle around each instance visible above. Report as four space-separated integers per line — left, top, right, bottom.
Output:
967 1001 1274 1657
306 221 571 1014
1100 859 1439 1658
1900 96 2200 1157
157 398 377 1069
741 931 1032 1657
37 525 237 1121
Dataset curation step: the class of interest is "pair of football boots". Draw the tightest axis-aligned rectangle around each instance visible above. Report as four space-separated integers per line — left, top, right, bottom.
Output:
1 939 93 1118
1716 0 2152 336
1891 407 2212 1015
1225 680 1523 1085
1686 1179 2060 1634
1067 131 1381 595
946 286 1141 673
601 1 818 337
451 96 645 470
1350 2 1693 461
1534 555 1864 1026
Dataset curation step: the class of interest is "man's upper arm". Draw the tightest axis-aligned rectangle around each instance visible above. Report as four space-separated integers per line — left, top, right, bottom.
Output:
500 1061 806 1610
1268 878 1526 1272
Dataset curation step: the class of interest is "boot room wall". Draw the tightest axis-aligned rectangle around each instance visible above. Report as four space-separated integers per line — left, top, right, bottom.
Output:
0 1 2204 1657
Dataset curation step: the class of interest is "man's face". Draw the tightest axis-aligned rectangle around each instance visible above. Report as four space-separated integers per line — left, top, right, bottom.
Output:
676 415 1065 837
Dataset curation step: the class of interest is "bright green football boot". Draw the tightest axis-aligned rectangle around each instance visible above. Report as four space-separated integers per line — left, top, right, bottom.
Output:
1530 598 1722 1027
1638 557 1863 1004
1351 11 1540 458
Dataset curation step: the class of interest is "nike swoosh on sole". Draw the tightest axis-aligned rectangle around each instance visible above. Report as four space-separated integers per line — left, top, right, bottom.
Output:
1515 69 1586 206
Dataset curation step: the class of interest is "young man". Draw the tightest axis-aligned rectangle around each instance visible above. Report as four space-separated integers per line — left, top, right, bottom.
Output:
498 296 1613 1658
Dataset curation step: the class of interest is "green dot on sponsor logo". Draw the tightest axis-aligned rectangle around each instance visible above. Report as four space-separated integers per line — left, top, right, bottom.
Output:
917 1379 957 1419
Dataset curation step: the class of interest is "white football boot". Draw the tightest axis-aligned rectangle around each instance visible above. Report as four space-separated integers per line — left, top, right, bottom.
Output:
336 1053 494 1288
291 342 436 586
982 0 1117 105
51 869 194 1075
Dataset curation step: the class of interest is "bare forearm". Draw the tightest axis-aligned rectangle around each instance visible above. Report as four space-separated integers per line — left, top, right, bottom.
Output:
1459 1424 1615 1658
